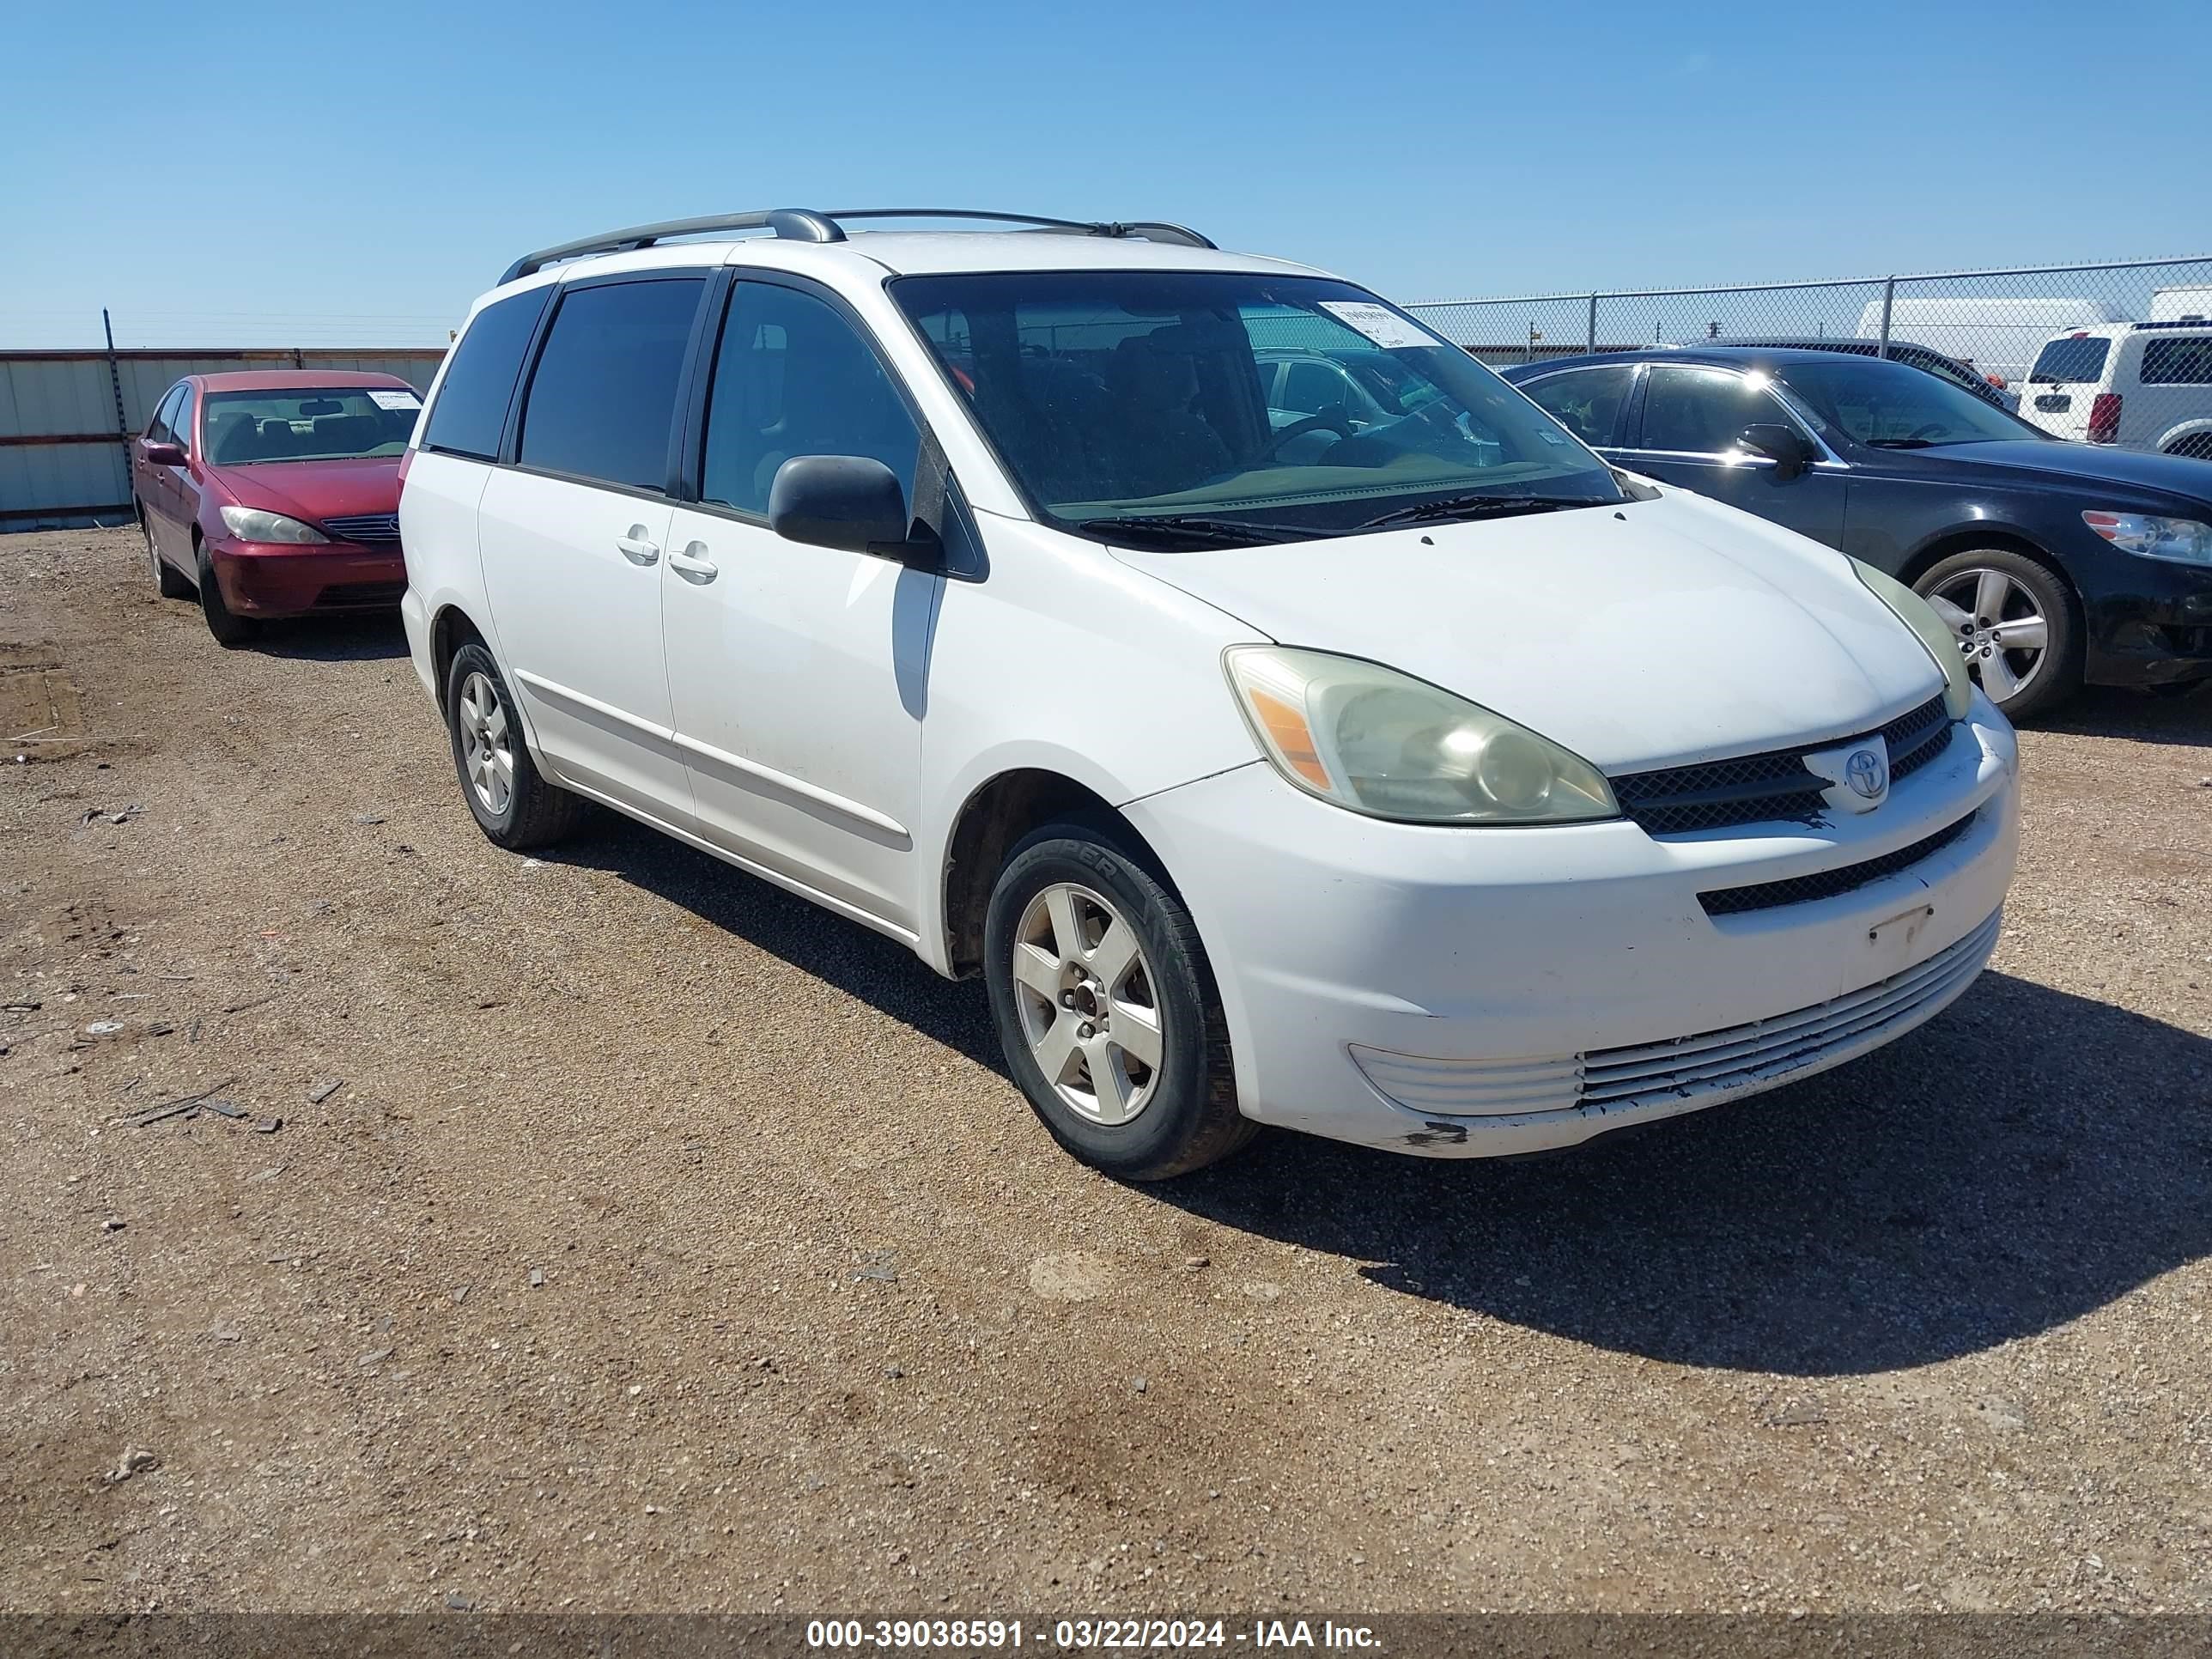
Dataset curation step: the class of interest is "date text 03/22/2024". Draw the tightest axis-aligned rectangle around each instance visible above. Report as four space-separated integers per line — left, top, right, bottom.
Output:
805 1618 1383 1650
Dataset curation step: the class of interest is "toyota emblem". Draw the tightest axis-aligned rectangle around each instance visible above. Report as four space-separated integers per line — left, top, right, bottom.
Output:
1845 748 1887 799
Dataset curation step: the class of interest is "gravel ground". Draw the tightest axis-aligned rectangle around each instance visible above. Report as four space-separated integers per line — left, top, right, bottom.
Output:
2 526 2209 1618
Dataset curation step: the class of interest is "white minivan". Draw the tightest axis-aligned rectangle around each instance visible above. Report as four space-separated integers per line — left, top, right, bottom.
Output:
399 208 2020 1179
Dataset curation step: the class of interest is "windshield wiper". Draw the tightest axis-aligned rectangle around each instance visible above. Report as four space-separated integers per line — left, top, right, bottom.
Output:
1075 515 1324 549
1354 492 1596 531
1864 438 1938 449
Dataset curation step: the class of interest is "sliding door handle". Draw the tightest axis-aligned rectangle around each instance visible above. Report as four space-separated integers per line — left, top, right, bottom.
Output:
668 542 719 585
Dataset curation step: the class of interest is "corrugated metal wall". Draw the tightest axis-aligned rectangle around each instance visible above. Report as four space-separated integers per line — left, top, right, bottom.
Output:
0 348 447 532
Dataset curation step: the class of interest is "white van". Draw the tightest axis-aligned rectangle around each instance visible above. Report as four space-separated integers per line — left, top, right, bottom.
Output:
2151 285 2212 324
2016 323 2212 457
1855 296 2121 392
398 207 2017 1177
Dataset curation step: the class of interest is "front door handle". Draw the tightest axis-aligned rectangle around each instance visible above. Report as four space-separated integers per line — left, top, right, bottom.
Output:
617 526 659 566
668 542 719 585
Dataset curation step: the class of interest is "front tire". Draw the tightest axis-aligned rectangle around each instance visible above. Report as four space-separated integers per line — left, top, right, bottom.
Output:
983 823 1253 1180
1913 548 2080 722
196 548 259 647
443 642 586 849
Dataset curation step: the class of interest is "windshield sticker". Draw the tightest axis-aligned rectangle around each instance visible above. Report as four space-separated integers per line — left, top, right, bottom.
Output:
1319 301 1443 350
368 389 422 411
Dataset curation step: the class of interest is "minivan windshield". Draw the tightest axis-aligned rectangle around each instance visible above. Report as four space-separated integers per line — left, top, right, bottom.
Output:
203 388 420 466
1775 357 2039 448
890 271 1624 542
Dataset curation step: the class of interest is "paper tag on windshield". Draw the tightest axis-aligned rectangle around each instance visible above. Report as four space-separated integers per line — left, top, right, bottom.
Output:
1319 301 1441 350
368 389 422 411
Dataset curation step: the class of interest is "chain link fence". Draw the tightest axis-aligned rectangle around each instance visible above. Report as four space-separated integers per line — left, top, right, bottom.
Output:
1405 255 2212 459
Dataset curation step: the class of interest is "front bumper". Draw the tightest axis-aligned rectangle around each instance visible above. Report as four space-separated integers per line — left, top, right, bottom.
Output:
1125 696 2020 1158
2080 547 2212 687
208 538 407 617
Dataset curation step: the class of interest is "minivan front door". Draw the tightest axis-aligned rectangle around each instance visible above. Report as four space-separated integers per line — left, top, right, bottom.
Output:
475 274 707 821
659 277 938 935
1620 364 1848 548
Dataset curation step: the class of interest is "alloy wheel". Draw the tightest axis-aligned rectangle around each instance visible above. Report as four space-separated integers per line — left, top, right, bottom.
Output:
1923 567 2049 704
1010 882 1164 1127
457 670 516 817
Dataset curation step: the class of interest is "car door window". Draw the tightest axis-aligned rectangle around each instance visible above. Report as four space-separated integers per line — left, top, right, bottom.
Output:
701 282 921 517
424 285 555 461
2142 336 2212 386
516 276 706 490
148 385 185 443
1281 359 1351 416
1523 366 1632 447
1639 366 1796 454
168 388 196 453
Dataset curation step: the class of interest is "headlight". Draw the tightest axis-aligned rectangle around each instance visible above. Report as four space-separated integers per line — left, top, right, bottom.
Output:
1850 559 1972 720
2081 510 2212 566
219 506 328 544
1223 646 1618 824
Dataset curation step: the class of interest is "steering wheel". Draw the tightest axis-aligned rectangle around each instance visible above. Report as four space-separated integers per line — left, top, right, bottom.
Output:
1258 410 1355 459
1905 422 1949 442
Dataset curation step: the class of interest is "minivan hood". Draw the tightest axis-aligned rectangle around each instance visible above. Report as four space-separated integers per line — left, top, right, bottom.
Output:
1110 490 1944 773
206 456 402 526
1901 439 2212 504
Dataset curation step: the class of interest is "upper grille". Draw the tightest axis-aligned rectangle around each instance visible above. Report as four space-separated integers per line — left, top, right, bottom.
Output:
319 512 401 544
1612 695 1953 836
1698 810 1978 917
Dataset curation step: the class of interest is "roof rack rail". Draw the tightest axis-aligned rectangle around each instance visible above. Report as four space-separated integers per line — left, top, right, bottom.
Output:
498 208 1217 284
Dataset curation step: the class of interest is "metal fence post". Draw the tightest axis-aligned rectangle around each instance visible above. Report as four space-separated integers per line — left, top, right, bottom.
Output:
101 308 130 490
1585 292 1598 354
1876 276 1896 360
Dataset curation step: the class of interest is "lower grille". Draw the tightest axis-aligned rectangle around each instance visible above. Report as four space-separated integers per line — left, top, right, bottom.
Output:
319 512 401 544
1613 694 1953 836
313 580 406 609
1579 908 1999 1109
1348 908 2000 1121
1698 810 1978 917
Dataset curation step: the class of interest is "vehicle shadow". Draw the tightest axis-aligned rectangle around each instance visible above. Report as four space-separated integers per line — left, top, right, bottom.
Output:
543 816 2211 1376
1163 969 2212 1375
544 813 1004 1068
2039 682 2212 745
252 611 410 663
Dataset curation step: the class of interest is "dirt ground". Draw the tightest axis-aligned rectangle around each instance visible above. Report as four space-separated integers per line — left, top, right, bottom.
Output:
2 525 2209 1619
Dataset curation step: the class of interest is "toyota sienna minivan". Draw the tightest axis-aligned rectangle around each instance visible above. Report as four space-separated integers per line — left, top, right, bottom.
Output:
398 207 2020 1179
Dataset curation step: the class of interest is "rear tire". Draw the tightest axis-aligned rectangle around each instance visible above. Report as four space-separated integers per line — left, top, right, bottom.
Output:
443 641 586 850
1912 548 2079 722
2164 434 2212 461
983 822 1255 1181
196 548 259 647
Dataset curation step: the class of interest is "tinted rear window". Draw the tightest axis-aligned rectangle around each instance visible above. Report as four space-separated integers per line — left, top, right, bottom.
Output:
422 287 554 460
517 278 705 490
2142 336 2212 386
2028 336 2110 385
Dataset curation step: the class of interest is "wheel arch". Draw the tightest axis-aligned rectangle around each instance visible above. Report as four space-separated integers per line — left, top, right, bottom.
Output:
428 604 491 713
939 768 1176 979
2158 421 2212 458
1896 525 2079 610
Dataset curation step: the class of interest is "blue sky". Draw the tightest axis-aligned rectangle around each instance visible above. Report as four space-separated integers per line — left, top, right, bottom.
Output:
4 0 2208 347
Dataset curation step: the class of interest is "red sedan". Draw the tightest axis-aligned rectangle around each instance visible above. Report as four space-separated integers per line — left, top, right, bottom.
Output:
132 369 422 645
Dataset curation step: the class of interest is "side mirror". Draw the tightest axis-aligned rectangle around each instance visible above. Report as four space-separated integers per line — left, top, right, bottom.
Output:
1737 422 1814 479
142 441 187 468
768 456 939 567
